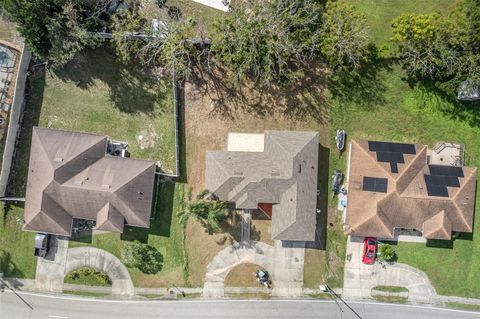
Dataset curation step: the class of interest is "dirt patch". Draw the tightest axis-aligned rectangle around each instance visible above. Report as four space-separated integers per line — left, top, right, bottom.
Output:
134 269 184 288
303 248 326 288
136 124 158 149
225 263 268 287
185 212 243 287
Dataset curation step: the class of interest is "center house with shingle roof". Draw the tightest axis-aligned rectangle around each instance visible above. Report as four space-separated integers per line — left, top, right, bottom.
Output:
205 130 319 242
345 139 477 241
23 127 156 236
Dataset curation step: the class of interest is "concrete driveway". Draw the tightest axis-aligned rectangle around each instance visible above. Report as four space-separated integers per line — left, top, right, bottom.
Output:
203 240 305 298
34 237 134 296
342 236 437 303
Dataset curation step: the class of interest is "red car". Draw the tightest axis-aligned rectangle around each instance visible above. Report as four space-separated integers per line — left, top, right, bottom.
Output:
362 237 377 264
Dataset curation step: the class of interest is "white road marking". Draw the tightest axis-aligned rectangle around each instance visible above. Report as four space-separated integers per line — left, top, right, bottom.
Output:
4 290 478 315
48 315 68 319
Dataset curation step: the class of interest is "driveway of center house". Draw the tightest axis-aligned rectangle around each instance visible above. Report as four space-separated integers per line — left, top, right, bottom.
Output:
343 236 437 303
203 240 305 298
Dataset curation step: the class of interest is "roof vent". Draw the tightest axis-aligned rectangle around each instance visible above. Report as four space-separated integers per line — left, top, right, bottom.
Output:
101 184 111 189
54 157 63 162
74 180 83 186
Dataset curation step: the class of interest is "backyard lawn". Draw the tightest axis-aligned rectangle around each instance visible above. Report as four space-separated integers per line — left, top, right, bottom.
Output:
330 0 480 298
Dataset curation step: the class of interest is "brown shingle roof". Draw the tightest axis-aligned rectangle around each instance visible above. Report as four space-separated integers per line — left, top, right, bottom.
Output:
23 127 156 236
345 139 477 240
205 131 319 242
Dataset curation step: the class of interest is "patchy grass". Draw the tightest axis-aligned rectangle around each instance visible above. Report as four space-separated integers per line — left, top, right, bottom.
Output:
225 292 271 299
307 293 335 300
303 248 326 289
38 46 176 172
0 204 36 278
177 292 202 299
70 181 186 288
445 302 480 312
225 263 264 287
62 290 110 298
373 295 408 304
372 286 408 293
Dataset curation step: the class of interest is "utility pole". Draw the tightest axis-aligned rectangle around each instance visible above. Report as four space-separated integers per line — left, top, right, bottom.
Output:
320 284 363 319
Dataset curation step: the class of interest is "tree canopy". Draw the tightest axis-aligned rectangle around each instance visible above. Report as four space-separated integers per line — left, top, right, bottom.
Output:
319 1 372 70
178 189 228 234
391 0 480 92
212 0 323 86
1 0 108 67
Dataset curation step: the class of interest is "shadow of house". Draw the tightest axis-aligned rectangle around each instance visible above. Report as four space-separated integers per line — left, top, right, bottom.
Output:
306 143 330 250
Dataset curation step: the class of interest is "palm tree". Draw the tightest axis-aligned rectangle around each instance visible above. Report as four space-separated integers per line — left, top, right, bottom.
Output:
178 189 228 233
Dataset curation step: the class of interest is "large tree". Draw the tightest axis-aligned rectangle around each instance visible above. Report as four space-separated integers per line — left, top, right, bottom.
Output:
211 0 323 86
391 1 480 90
1 0 107 67
111 0 200 79
319 1 372 70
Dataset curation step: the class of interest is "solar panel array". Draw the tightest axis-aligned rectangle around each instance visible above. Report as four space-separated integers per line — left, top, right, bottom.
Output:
362 176 388 193
368 141 416 174
424 165 464 197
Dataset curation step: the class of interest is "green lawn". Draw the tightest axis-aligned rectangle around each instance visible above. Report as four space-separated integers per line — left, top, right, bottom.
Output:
349 0 460 47
0 204 36 278
330 0 480 299
70 181 187 288
39 46 176 172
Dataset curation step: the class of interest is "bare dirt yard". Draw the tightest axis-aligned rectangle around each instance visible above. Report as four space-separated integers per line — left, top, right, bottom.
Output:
183 68 331 287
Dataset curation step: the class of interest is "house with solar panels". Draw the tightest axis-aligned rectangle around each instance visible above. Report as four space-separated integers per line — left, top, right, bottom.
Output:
344 139 477 241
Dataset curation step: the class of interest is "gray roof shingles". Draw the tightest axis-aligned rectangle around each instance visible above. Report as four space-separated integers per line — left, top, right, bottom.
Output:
23 127 156 236
205 130 319 242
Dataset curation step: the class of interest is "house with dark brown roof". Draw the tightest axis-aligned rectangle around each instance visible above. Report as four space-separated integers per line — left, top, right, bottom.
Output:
345 139 477 241
23 127 156 236
205 131 319 242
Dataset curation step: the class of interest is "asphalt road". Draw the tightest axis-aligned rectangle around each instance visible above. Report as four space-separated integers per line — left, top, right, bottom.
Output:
1 291 479 319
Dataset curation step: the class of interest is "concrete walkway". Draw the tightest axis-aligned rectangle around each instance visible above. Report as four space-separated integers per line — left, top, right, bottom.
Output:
35 239 134 296
203 240 305 298
343 236 437 303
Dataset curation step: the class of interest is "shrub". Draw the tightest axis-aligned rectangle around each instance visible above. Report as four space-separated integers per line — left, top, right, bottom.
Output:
156 0 166 8
122 241 163 274
379 244 396 262
65 268 111 286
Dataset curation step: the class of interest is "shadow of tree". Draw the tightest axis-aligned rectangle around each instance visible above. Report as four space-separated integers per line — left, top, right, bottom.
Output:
0 250 24 277
328 59 392 109
188 63 329 124
52 45 170 115
7 63 44 197
414 82 480 128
